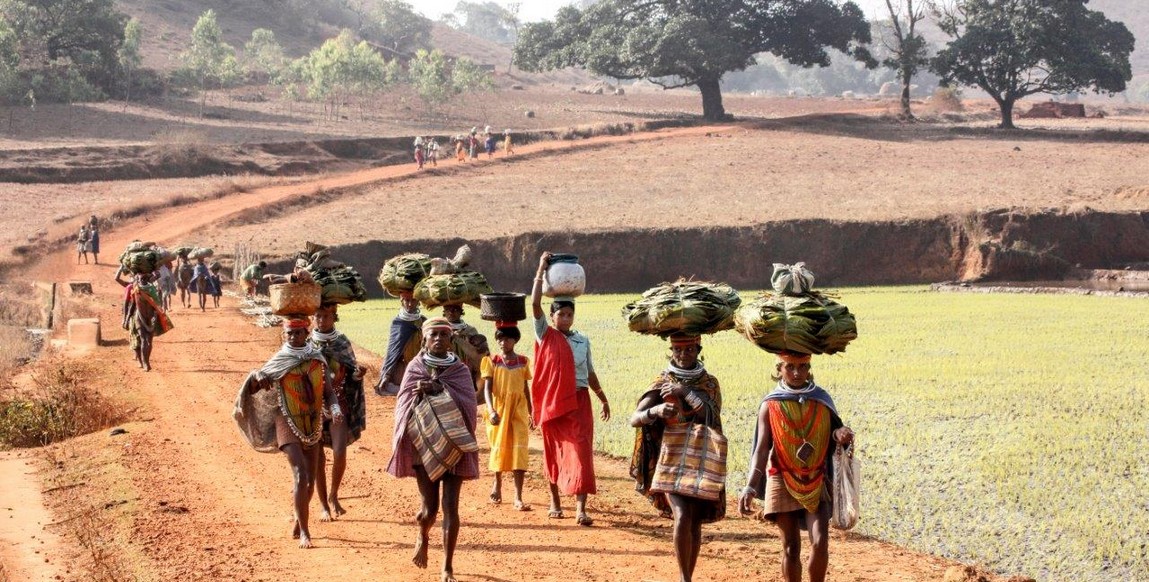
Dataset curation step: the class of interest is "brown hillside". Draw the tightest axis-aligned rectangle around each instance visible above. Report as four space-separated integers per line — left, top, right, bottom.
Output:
114 0 594 87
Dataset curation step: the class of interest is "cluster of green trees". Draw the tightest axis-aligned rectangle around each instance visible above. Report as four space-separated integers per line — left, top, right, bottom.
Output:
514 0 1136 128
176 11 491 119
0 0 492 118
0 0 129 105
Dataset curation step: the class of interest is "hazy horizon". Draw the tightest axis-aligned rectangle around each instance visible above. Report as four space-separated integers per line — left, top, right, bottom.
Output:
414 0 900 23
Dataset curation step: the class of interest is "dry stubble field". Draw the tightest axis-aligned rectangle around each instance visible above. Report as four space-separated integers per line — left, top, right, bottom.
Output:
203 116 1149 256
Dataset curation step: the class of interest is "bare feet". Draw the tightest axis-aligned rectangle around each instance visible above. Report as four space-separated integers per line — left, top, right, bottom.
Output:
330 497 346 517
298 531 313 549
513 500 531 512
412 531 429 569
441 569 457 582
576 512 594 526
319 509 333 522
292 520 301 539
489 491 502 504
547 508 564 519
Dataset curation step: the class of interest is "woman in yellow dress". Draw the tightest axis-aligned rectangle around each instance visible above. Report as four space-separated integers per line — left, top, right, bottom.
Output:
481 321 533 510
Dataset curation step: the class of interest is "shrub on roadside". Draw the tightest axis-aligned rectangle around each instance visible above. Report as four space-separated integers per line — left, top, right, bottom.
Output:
930 86 964 112
0 361 127 449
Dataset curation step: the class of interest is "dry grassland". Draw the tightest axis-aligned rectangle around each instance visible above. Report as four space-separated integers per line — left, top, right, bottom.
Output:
0 175 280 262
205 117 1149 256
0 89 887 149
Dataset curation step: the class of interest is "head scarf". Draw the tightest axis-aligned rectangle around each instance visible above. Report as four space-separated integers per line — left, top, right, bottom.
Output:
776 351 812 365
422 316 453 334
283 318 310 331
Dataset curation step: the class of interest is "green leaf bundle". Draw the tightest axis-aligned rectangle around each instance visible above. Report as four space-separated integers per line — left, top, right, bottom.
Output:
378 253 433 296
413 272 493 308
621 281 742 338
310 264 367 305
734 292 857 355
119 250 159 274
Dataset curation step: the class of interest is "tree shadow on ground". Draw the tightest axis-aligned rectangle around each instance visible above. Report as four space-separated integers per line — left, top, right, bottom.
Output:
744 112 1149 145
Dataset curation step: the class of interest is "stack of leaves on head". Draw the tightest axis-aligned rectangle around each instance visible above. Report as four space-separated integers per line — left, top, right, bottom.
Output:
622 279 742 338
118 240 170 274
296 241 367 305
378 252 433 297
734 263 857 355
412 245 492 308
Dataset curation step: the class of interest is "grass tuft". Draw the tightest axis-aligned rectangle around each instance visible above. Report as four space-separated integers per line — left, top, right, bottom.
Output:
0 360 129 449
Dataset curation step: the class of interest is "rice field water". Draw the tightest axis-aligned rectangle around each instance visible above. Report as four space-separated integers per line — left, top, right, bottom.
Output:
339 287 1149 582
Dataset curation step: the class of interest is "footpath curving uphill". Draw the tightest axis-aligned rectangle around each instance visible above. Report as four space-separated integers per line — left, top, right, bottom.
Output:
2 127 1015 582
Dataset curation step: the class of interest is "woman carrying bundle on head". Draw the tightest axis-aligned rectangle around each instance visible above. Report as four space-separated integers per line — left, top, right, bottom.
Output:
738 351 854 582
481 321 533 511
387 317 478 582
376 292 425 396
188 256 213 311
629 333 725 582
310 304 368 522
441 302 486 394
530 251 610 526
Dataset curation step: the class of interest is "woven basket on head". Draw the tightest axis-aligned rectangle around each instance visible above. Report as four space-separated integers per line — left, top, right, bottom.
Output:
269 282 322 316
480 293 527 322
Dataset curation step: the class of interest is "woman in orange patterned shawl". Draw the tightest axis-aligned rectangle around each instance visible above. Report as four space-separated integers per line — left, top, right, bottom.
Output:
738 352 854 582
628 333 724 582
252 318 340 549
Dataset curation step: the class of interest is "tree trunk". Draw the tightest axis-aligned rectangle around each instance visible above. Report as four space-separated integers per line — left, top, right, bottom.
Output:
899 66 913 119
998 97 1016 129
697 77 726 121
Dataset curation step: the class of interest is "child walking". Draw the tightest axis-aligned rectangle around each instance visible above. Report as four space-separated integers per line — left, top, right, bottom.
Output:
481 322 533 511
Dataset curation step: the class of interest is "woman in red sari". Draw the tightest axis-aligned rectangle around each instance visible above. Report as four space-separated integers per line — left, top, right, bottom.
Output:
530 252 610 526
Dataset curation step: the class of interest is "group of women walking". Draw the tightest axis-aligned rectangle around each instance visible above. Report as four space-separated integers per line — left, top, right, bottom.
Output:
241 250 853 582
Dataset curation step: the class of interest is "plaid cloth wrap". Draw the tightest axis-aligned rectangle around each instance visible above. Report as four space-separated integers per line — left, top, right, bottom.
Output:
406 387 480 481
650 420 728 502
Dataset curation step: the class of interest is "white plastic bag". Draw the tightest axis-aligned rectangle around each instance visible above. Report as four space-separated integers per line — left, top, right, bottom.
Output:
831 443 860 530
771 262 815 296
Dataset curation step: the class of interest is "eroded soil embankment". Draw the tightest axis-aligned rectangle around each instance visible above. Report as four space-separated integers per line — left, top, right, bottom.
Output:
276 208 1149 294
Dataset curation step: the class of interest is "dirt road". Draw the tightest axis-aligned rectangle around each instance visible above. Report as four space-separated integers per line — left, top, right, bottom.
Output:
5 128 975 582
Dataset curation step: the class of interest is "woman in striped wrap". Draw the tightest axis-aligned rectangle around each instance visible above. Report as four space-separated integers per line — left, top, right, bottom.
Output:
738 352 854 582
629 333 724 582
386 317 477 582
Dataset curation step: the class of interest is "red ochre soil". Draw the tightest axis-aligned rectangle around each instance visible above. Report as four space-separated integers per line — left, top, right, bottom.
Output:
0 126 1037 582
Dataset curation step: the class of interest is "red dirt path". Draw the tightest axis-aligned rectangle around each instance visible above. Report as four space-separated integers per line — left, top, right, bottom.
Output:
3 128 995 582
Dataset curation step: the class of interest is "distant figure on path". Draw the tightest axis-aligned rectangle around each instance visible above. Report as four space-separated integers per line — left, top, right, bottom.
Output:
88 226 101 264
115 270 172 372
188 256 215 311
76 225 90 264
503 129 514 156
176 255 194 309
240 260 267 299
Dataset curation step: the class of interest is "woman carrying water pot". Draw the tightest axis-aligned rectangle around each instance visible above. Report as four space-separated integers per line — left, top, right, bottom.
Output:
530 251 610 526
